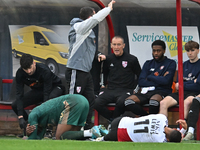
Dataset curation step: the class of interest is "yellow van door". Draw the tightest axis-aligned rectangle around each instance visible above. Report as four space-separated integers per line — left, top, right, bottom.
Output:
33 31 60 74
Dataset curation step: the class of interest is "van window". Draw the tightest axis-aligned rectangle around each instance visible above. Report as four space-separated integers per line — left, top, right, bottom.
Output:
34 32 47 45
42 31 65 44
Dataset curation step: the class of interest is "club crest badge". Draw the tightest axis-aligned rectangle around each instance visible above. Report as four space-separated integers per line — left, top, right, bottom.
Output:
188 73 192 77
160 66 164 70
76 86 81 93
99 91 104 95
122 61 128 68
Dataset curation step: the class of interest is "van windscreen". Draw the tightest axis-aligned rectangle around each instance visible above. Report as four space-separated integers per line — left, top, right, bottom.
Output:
42 31 66 44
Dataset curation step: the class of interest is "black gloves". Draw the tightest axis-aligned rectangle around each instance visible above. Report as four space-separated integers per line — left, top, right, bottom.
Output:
19 118 26 129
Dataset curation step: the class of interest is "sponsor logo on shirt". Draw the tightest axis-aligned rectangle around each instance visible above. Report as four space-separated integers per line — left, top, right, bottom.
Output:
122 61 128 68
110 63 114 67
150 68 155 71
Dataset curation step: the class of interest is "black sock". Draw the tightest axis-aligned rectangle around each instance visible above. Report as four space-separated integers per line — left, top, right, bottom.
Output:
188 98 200 128
60 131 85 140
149 99 160 114
125 99 148 116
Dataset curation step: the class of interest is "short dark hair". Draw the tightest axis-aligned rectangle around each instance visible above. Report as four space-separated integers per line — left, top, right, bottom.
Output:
79 7 95 20
112 35 124 43
20 54 33 70
168 130 182 143
185 40 199 51
151 40 166 50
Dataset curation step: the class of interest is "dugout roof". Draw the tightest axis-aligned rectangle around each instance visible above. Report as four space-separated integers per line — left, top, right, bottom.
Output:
0 0 199 8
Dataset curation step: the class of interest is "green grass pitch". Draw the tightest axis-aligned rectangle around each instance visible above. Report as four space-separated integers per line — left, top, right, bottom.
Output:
0 136 200 150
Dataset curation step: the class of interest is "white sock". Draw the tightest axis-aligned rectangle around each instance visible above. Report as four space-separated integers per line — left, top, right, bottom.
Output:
83 130 92 137
188 127 194 134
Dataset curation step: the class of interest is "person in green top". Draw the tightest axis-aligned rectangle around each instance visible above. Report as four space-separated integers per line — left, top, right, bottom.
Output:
26 94 103 140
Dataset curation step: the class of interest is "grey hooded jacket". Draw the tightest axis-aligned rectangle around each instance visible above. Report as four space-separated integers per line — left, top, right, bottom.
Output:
67 7 111 72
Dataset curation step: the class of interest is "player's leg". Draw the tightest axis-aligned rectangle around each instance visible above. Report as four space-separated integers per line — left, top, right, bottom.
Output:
65 68 74 94
124 94 148 116
75 96 103 139
55 124 74 139
59 126 102 140
82 73 95 129
56 125 87 140
104 117 122 141
45 86 65 138
184 96 194 119
65 68 94 129
94 89 115 121
57 94 90 140
65 68 86 95
90 58 102 97
59 95 98 140
183 95 200 140
45 85 63 138
60 130 85 140
56 109 84 140
149 94 163 114
113 89 133 119
159 93 178 117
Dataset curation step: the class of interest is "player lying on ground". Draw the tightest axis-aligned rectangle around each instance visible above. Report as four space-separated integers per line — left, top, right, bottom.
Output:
94 114 187 143
25 94 104 140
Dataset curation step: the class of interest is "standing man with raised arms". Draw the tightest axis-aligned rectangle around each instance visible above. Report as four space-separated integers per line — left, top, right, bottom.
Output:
65 0 116 129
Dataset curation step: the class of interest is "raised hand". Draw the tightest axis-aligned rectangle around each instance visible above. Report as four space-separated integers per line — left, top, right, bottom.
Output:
108 0 116 10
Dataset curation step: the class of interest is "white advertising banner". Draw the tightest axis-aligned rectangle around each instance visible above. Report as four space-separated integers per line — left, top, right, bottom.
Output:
127 26 200 68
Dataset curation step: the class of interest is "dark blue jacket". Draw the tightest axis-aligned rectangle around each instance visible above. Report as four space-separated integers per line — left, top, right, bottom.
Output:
139 57 176 94
178 59 200 92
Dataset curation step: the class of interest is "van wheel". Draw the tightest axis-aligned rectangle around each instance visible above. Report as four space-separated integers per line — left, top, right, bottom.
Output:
13 50 19 58
46 60 59 75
